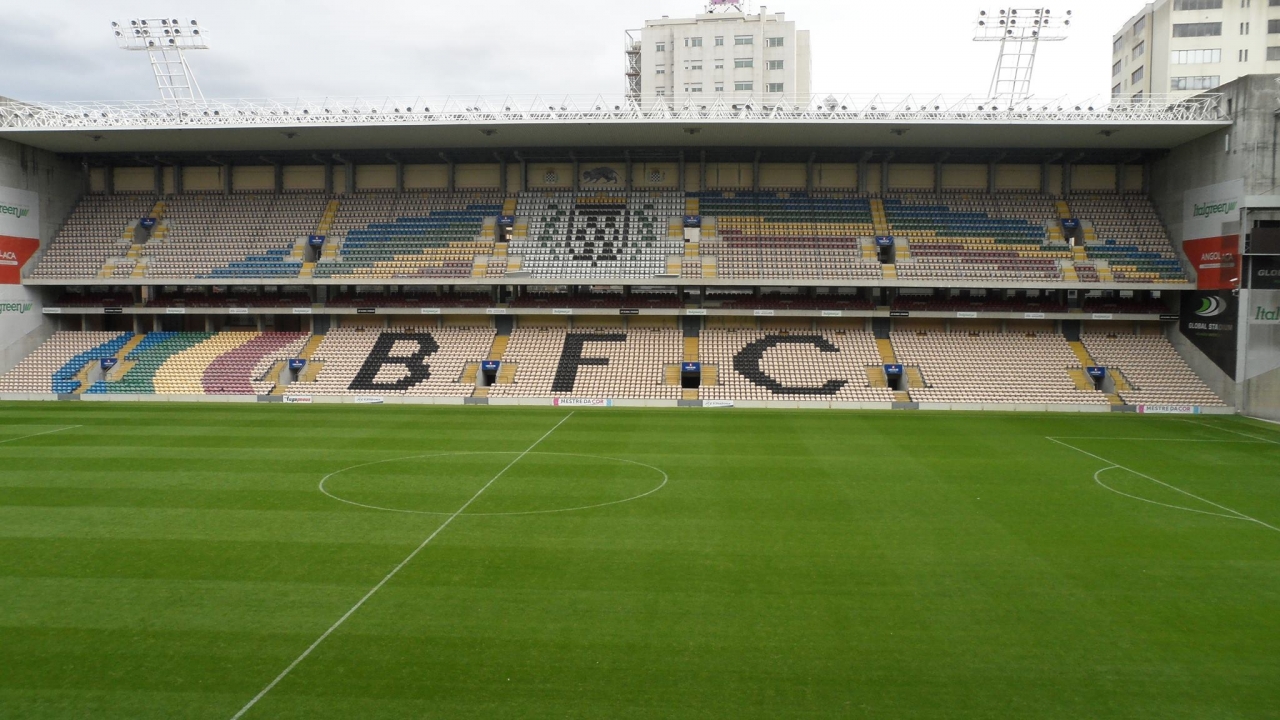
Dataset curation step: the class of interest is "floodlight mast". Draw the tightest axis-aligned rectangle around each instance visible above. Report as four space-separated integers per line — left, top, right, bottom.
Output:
974 8 1071 101
706 0 746 13
112 18 209 103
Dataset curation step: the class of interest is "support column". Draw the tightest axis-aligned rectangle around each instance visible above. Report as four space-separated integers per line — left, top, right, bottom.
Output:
223 162 232 195
153 165 164 196
394 160 405 193
274 162 284 194
806 152 816 193
323 161 334 195
880 160 890 194
624 152 633 192
699 150 707 192
447 161 456 193
345 161 356 194
1062 160 1073 196
104 162 114 196
1041 161 1051 195
1142 159 1152 195
857 155 868 192
989 160 998 193
497 155 508 195
752 151 761 192
679 151 687 193
572 157 580 192
935 160 944 193
1116 163 1126 194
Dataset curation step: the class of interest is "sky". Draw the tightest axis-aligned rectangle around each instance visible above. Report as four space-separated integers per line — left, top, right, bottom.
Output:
5 0 1144 103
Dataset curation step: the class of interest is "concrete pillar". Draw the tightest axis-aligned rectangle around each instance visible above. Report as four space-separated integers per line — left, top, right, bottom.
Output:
446 162 456 193
678 151 687 193
806 153 815 193
154 165 164 196
624 155 633 191
1040 161 1051 195
1062 161 1073 196
274 163 284 194
857 158 868 192
345 162 356 194
174 162 184 195
394 161 405 193
572 159 580 192
881 161 890 194
222 163 232 195
498 157 508 194
104 162 114 196
323 161 334 195
699 150 707 192
1142 159 1152 195
752 151 761 192
989 161 998 193
1116 163 1126 194
935 161 944 193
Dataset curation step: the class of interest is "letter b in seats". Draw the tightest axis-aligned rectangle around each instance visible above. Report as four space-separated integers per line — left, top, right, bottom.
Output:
349 333 439 392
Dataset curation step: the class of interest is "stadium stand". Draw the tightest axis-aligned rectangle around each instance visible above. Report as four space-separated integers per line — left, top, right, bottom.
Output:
284 326 494 397
142 194 325 279
509 290 683 309
699 328 896 403
511 192 685 279
891 331 1110 405
30 195 157 279
0 331 132 394
1069 194 1188 283
487 326 682 399
325 290 492 308
886 194 1069 282
314 193 503 280
1081 333 1226 407
696 192 883 280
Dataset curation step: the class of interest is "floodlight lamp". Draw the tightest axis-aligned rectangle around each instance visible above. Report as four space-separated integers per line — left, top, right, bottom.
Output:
1063 20 1070 26
980 10 987 16
111 21 119 27
192 29 200 35
130 20 138 26
171 18 179 24
191 19 198 25
114 30 122 36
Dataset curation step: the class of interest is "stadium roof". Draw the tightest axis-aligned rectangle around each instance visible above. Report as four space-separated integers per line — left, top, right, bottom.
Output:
0 94 1230 156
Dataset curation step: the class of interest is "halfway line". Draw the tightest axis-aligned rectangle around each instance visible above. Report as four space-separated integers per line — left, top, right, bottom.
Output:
229 412 576 720
0 425 82 445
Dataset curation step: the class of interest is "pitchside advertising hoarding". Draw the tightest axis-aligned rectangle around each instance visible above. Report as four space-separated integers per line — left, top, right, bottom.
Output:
1183 179 1244 290
0 186 39 285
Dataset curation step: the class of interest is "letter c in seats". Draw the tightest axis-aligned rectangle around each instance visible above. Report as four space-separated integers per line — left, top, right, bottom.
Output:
553 333 627 393
733 335 847 396
349 333 439 392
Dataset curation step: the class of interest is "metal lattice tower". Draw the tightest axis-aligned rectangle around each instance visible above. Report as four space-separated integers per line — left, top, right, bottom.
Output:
706 0 746 13
625 29 642 101
112 18 209 103
974 8 1071 100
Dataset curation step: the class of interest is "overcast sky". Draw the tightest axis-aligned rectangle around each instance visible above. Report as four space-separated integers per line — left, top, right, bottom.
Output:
7 0 1141 102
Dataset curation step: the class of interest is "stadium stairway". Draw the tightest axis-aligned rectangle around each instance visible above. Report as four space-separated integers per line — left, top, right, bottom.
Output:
876 338 898 364
1067 341 1096 368
865 367 889 389
870 198 890 236
905 366 927 390
270 334 325 394
470 332 513 398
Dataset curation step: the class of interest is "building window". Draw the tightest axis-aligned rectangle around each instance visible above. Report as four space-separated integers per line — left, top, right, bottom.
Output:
735 36 754 45
1113 83 1123 96
1243 0 1251 6
1171 48 1222 63
1271 0 1280 5
715 62 724 69
656 89 666 96
766 37 784 47
1113 60 1123 76
767 59 785 70
715 83 724 92
1270 19 1280 32
1172 22 1223 36
735 81 754 91
655 43 666 52
1133 41 1145 59
735 58 754 68
1240 48 1250 61
1132 66 1145 83
1134 16 1147 35
1113 36 1125 54
1269 46 1280 60
687 86 704 93
715 36 724 46
766 83 785 93
1171 75 1221 90
1241 21 1251 34
686 37 703 47
1173 0 1223 8
656 68 665 75
687 63 703 70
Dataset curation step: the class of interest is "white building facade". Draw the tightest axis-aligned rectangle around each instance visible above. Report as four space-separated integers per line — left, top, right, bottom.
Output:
628 6 811 102
1113 0 1280 100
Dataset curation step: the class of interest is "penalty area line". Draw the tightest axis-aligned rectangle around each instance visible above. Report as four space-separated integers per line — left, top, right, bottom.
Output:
229 412 576 720
0 425 83 445
1046 436 1280 534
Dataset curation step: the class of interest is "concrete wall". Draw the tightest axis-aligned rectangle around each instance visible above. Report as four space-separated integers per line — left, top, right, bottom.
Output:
0 137 82 374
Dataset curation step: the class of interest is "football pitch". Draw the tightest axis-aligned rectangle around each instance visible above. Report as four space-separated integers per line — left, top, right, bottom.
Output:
1 402 1277 719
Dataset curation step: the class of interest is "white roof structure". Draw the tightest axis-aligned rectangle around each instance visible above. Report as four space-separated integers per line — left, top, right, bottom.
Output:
0 93 1229 154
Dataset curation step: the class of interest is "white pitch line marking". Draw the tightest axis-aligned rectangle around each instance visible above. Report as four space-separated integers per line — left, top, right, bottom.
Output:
0 425 82 445
1179 419 1280 446
1049 436 1265 443
1093 466 1246 521
1047 436 1280 534
229 412 575 720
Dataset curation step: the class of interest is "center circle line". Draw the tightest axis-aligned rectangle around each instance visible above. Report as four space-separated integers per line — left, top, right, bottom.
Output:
318 451 669 517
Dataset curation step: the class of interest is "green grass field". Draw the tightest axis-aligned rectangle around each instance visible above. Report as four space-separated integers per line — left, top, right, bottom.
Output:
1 402 1278 719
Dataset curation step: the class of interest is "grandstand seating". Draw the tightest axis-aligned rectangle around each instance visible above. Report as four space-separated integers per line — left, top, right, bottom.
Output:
144 194 325 279
85 333 214 394
325 290 492 308
891 331 1110 405
509 291 683 309
30 196 156 279
487 326 681 399
315 194 503 279
0 331 132 394
696 193 882 280
699 328 896 403
511 192 684 279
1069 194 1188 283
1081 334 1226 407
284 327 493 397
887 194 1069 282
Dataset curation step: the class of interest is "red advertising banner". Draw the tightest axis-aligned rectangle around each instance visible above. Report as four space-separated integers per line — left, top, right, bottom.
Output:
1183 235 1241 290
0 235 39 285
